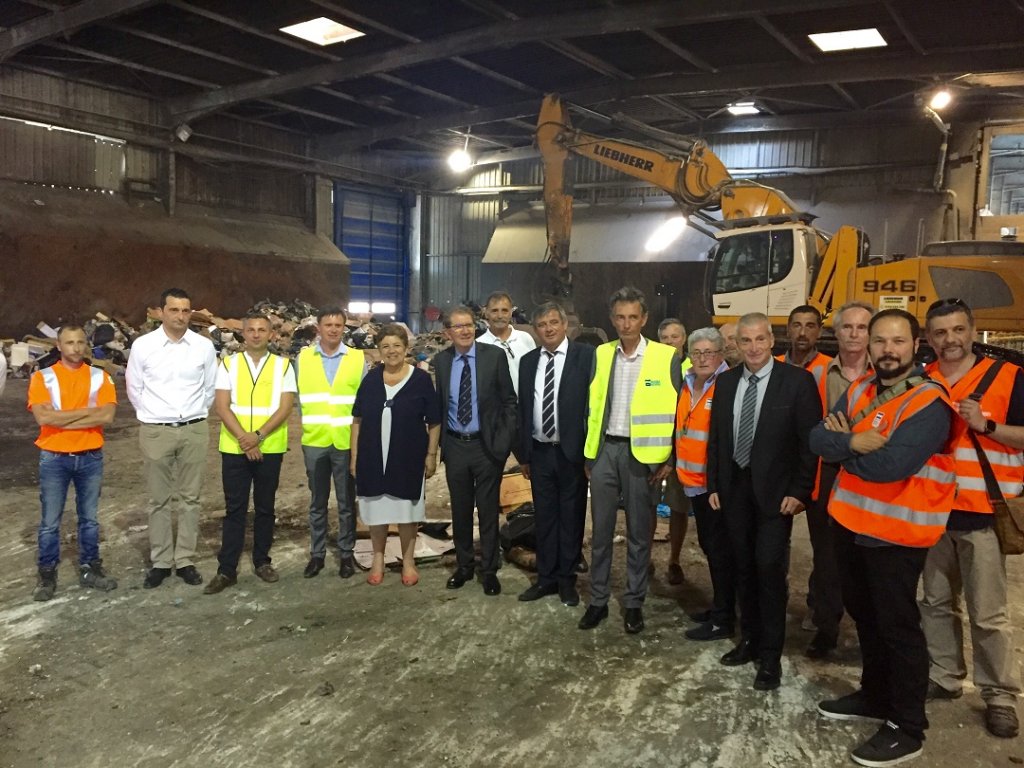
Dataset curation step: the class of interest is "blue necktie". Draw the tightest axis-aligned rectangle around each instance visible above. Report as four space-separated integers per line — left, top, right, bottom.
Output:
734 373 760 468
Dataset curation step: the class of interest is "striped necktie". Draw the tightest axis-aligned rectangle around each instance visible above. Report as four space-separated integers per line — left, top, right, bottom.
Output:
734 373 760 468
541 350 556 439
457 354 472 426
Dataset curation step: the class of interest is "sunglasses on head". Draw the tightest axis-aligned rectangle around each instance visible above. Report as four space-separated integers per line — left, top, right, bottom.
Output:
926 297 968 315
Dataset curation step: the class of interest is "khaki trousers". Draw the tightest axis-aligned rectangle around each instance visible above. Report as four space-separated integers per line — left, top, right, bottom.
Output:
139 421 208 569
920 526 1021 707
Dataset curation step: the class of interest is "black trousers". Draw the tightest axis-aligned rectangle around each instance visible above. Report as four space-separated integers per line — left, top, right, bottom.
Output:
529 440 586 588
444 435 503 576
834 521 930 741
218 452 282 577
805 462 844 638
692 491 737 629
722 464 793 665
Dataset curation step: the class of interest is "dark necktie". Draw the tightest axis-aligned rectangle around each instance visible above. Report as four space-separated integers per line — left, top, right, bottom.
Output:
734 373 760 468
457 354 472 426
541 351 556 438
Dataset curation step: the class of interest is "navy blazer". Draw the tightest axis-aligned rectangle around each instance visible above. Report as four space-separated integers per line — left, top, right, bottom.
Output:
707 361 821 513
515 340 595 466
431 342 518 464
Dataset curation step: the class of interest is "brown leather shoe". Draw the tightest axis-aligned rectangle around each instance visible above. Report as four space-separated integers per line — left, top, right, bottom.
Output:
254 564 279 583
203 572 237 595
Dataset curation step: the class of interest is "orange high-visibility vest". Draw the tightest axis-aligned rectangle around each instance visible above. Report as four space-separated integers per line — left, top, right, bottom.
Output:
829 373 959 547
674 374 720 488
779 350 832 498
926 357 1024 513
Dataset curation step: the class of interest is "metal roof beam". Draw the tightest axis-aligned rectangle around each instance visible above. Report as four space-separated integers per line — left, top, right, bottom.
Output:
0 0 159 61
317 48 1024 152
167 0 871 121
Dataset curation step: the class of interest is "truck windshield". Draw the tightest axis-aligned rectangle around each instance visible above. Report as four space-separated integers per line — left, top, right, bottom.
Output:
710 230 794 294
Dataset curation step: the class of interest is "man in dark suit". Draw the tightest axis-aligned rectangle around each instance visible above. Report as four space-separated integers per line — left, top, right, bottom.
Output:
432 305 518 596
707 312 821 690
514 302 595 608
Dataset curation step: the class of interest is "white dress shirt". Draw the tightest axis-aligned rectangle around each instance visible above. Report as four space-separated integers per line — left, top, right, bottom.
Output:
531 338 568 442
606 336 647 437
732 357 775 448
127 326 218 423
477 327 536 395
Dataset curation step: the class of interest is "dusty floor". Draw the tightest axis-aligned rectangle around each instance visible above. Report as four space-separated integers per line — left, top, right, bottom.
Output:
1 378 1023 768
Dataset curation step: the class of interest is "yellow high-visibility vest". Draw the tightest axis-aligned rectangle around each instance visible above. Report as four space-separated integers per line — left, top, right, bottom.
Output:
218 353 291 454
297 345 365 449
585 340 678 463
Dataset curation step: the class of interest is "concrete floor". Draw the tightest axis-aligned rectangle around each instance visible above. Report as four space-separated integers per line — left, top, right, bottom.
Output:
1 378 1022 768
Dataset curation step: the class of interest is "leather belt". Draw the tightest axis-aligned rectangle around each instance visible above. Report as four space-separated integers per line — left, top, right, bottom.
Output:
153 417 206 428
449 431 481 441
604 434 630 443
533 439 560 447
45 448 101 457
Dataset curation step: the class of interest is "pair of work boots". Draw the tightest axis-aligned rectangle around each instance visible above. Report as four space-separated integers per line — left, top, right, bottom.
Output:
33 561 117 601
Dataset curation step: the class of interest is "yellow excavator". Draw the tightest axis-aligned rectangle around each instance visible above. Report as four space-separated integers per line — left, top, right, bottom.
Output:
536 93 1024 334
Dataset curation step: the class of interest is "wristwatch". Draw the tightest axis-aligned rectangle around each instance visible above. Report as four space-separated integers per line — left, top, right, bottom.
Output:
982 419 997 435
255 429 264 443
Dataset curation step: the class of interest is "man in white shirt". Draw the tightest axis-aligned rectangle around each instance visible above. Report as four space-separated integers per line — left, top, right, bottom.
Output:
127 288 218 589
205 314 296 594
0 346 6 397
477 291 536 395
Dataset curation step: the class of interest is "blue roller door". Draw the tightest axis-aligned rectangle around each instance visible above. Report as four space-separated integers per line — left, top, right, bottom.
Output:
334 185 408 319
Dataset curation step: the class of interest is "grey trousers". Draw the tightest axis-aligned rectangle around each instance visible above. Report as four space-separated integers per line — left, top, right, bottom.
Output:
139 421 208 569
920 526 1021 707
302 444 355 558
588 439 656 609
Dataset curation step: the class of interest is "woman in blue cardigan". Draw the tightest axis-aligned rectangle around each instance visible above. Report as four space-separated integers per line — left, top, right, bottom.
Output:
350 324 441 586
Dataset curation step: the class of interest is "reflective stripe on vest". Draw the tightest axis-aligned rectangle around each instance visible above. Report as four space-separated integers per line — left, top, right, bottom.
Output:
585 340 678 463
778 351 832 499
828 374 958 547
219 353 290 454
927 357 1024 512
40 365 104 408
297 345 364 449
674 376 717 488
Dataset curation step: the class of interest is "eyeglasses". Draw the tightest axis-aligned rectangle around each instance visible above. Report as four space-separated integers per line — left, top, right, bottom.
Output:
690 349 723 359
447 323 474 331
498 340 515 359
926 297 967 314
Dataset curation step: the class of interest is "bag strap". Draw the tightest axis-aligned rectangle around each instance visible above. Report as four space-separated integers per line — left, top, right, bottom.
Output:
968 429 1008 504
967 358 1008 502
849 375 925 426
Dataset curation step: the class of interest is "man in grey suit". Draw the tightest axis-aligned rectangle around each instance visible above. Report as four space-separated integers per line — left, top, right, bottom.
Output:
514 302 595 608
580 287 682 633
432 305 518 596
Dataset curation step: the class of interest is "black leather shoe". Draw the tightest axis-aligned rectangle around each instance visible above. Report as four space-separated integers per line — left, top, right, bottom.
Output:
482 574 501 596
518 582 558 601
176 565 203 586
338 556 355 579
559 583 580 607
624 607 645 634
446 569 473 590
753 660 782 691
720 639 758 666
685 621 734 641
303 557 325 578
575 556 589 574
805 631 838 660
143 567 171 589
578 604 609 630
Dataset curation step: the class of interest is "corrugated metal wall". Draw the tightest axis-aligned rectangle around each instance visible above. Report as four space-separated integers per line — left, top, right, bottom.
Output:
424 193 491 307
0 117 124 189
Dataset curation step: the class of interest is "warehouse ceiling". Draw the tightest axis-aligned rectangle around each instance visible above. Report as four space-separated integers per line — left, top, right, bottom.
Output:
2 0 1024 162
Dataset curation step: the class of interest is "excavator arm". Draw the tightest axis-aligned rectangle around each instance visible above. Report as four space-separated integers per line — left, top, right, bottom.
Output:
536 93 802 273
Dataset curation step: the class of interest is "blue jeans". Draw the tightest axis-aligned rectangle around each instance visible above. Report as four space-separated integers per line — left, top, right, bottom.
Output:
38 449 104 568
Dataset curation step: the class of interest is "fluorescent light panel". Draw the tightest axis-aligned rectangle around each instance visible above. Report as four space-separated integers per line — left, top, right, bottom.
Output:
808 28 887 52
727 101 760 116
280 17 364 46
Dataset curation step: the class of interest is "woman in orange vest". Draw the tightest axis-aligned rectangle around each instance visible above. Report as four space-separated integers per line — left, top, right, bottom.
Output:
674 327 736 642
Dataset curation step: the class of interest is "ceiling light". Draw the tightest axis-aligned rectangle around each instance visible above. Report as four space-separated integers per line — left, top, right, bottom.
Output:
645 216 688 253
929 89 952 110
174 123 192 142
808 28 887 52
727 101 760 116
447 148 472 173
280 17 364 46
